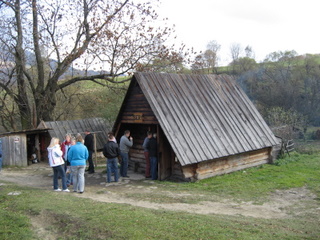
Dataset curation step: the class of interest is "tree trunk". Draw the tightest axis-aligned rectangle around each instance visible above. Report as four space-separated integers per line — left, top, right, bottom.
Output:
35 87 57 124
15 0 32 129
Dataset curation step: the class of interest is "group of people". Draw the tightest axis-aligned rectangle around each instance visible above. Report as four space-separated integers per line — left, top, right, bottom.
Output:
47 130 94 193
48 129 158 192
102 130 133 183
102 130 158 183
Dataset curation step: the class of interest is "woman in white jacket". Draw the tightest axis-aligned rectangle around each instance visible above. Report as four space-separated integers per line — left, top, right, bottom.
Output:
47 137 70 192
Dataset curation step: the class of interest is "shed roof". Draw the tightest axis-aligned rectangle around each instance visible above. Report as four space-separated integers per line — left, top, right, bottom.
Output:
0 128 50 137
38 118 110 150
134 72 279 166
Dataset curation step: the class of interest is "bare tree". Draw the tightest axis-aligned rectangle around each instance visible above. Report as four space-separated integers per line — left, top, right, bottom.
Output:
229 44 256 74
244 45 255 59
136 50 188 73
191 54 206 74
191 40 220 74
230 43 241 63
0 0 179 130
205 40 220 71
203 49 216 73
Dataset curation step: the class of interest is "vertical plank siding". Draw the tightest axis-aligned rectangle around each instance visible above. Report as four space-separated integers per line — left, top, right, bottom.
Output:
1 134 28 167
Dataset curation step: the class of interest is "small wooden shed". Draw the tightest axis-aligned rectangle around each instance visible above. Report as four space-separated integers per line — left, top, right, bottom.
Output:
38 117 111 150
0 117 111 167
0 128 50 167
113 72 280 181
37 117 111 162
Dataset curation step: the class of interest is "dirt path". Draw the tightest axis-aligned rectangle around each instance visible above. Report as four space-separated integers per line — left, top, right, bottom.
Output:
0 163 317 220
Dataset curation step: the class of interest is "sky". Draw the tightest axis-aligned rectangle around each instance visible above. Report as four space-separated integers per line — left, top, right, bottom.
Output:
157 0 320 65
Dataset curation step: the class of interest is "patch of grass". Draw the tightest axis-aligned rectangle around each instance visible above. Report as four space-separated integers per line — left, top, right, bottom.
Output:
0 183 319 240
106 151 320 206
295 139 320 154
1 151 320 239
0 208 34 239
160 152 320 203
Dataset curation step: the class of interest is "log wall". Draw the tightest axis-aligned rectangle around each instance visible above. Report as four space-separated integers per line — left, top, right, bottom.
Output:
182 148 272 181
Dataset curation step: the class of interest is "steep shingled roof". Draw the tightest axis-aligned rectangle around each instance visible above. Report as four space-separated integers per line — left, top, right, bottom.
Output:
134 72 278 166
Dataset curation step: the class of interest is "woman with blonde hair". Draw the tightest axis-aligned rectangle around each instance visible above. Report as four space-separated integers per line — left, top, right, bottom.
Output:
47 137 70 192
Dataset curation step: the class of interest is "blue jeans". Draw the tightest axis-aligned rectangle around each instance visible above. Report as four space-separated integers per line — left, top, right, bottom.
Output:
66 167 73 185
106 158 119 183
71 165 85 192
120 152 129 177
53 165 67 190
150 157 158 180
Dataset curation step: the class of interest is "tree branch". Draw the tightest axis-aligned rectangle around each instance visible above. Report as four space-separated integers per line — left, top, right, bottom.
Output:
58 74 132 90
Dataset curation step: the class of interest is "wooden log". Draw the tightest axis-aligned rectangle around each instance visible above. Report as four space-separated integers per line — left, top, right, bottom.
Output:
181 148 271 180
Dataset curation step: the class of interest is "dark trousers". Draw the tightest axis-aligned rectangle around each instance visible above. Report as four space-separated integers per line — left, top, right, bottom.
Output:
120 152 129 177
144 151 150 177
150 156 158 180
87 150 94 173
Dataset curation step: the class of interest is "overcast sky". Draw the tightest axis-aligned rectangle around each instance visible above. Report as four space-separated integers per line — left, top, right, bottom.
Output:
157 0 319 65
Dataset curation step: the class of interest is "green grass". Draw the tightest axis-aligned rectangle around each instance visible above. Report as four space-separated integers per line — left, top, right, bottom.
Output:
1 151 320 239
295 139 320 154
158 152 320 203
0 183 319 240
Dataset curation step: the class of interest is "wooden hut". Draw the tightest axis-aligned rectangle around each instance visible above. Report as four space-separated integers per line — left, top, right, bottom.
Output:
0 117 110 167
113 72 280 181
0 128 50 166
37 117 111 162
38 117 111 150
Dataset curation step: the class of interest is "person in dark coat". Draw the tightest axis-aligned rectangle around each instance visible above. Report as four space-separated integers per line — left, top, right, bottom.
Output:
146 133 158 180
84 130 95 173
142 131 152 178
103 133 120 183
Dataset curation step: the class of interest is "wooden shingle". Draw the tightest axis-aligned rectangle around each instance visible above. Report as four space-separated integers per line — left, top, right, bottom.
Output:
39 118 110 150
134 72 278 166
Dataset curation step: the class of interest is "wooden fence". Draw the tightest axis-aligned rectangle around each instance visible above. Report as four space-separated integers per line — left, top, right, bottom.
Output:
281 139 295 157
